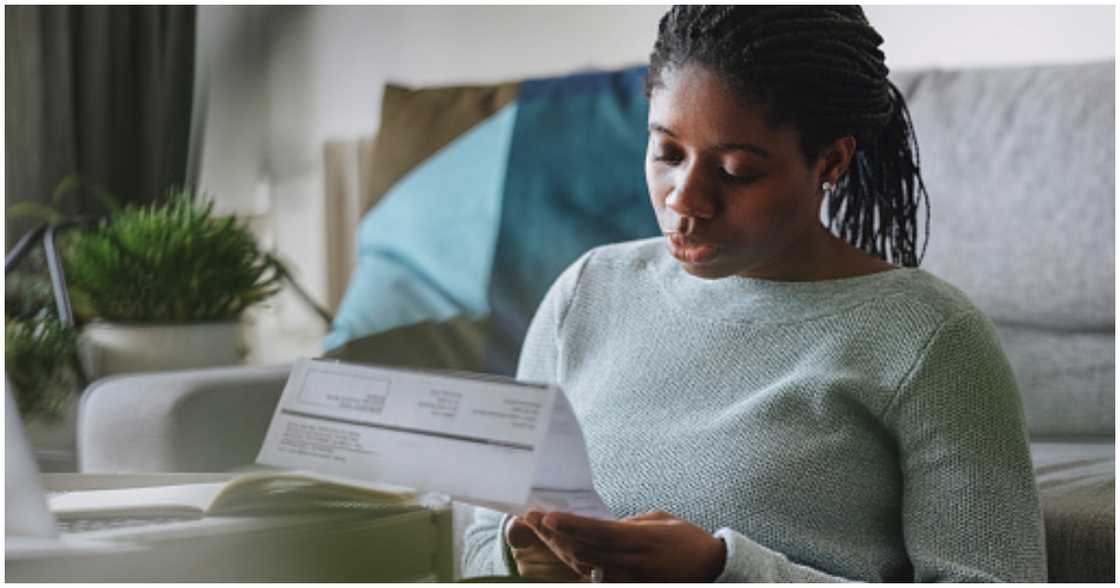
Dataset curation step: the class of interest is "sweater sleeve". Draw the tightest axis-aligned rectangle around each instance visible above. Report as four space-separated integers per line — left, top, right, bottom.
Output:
459 250 594 578
461 507 516 578
882 309 1047 582
713 528 852 582
713 309 1047 583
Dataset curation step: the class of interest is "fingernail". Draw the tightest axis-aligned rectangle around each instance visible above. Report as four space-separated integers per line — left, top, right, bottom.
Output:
507 523 534 548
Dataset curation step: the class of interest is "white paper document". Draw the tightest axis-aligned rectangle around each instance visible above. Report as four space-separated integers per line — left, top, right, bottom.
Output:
257 359 613 519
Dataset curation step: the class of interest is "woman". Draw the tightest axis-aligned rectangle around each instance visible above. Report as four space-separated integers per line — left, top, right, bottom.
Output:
463 5 1046 582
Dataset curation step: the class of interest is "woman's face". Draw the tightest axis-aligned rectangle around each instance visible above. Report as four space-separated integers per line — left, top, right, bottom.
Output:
645 63 841 280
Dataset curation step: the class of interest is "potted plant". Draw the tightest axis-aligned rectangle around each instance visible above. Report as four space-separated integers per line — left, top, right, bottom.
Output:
5 269 84 471
64 189 286 377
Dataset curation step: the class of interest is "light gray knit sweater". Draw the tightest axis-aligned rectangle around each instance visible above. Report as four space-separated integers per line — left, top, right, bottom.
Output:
462 237 1047 582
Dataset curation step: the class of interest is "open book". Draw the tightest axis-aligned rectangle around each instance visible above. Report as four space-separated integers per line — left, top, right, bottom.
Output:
48 471 419 520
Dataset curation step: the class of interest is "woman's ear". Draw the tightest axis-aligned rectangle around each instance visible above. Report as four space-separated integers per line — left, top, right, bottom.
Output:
818 136 857 185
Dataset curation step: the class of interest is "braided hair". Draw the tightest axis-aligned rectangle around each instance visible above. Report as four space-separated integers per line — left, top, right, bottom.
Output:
646 5 929 267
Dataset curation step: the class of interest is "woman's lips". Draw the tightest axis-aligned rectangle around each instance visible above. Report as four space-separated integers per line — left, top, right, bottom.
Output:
667 234 720 264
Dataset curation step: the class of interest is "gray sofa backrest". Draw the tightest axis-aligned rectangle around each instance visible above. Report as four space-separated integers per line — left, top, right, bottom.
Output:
891 62 1114 437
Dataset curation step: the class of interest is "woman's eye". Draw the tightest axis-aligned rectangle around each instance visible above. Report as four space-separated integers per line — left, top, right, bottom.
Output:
721 168 760 183
652 153 681 164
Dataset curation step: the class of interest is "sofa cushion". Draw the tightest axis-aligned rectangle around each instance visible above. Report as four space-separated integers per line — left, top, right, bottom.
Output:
484 67 655 373
367 82 520 215
996 323 1114 436
325 67 658 374
891 62 1114 331
1030 439 1115 582
324 103 518 352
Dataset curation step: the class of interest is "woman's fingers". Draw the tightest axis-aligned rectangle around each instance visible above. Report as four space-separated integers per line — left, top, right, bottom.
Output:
558 537 647 570
525 510 545 527
532 520 650 577
522 510 726 582
621 510 675 523
512 546 581 579
509 513 569 561
517 563 582 580
518 510 700 580
506 517 542 549
508 514 582 580
539 512 647 552
527 511 650 578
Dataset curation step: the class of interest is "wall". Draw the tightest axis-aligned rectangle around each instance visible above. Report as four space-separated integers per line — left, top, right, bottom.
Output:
866 5 1116 70
266 5 1116 149
194 5 1115 360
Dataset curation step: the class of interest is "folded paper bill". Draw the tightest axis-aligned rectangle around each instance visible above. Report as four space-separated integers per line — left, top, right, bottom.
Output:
256 359 613 519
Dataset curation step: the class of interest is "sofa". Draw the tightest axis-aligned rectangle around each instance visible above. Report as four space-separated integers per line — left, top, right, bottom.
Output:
78 60 1114 581
889 62 1114 582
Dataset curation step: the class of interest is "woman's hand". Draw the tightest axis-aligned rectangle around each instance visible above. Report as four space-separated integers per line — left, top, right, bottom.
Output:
506 514 582 580
525 510 727 582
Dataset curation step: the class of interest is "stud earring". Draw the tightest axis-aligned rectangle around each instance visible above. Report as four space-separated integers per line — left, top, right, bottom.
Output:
822 181 835 196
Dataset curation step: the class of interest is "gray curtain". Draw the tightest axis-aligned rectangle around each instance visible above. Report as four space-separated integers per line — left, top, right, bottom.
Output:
5 5 196 249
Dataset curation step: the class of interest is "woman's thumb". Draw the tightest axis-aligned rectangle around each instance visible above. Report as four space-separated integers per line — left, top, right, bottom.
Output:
506 517 540 549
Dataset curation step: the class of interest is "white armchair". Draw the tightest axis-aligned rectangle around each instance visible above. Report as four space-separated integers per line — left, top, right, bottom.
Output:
77 364 291 473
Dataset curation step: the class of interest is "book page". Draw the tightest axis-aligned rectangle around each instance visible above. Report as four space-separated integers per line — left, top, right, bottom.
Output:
47 472 420 520
207 470 417 514
48 482 227 519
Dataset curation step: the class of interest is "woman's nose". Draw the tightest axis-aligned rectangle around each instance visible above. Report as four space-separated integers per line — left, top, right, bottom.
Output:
666 166 716 219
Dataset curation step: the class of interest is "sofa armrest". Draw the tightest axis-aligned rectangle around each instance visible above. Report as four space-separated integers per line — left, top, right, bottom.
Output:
78 364 292 473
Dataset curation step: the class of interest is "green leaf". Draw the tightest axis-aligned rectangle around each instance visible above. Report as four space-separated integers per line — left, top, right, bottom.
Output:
64 189 283 322
7 201 61 224
50 174 81 209
5 316 79 422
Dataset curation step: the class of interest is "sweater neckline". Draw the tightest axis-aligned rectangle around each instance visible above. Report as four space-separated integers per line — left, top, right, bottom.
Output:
645 244 918 326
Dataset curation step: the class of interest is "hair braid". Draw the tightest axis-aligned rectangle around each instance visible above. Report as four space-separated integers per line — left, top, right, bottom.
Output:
646 5 930 266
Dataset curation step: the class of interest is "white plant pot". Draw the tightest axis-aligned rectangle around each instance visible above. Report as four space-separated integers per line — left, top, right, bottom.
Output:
80 321 244 379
